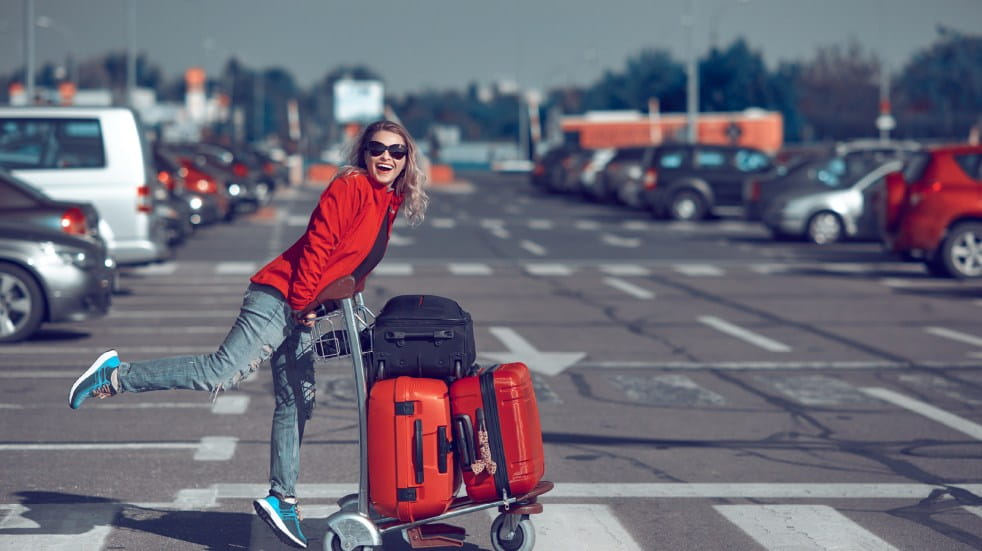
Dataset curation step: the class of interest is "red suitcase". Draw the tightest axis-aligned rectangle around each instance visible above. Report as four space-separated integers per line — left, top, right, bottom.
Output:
367 376 456 522
449 362 545 503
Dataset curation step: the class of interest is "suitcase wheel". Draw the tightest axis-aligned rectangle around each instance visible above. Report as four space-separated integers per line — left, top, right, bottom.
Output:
490 514 535 551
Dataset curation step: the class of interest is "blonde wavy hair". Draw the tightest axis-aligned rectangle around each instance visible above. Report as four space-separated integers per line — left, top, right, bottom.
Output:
340 120 428 226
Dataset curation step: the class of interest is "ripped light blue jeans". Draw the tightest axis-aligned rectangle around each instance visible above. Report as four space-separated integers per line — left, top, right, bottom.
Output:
116 283 315 498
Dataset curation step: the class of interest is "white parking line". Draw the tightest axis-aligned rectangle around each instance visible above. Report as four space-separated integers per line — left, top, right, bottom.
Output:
620 220 650 231
925 326 982 349
373 263 414 276
0 436 237 461
524 264 573 276
520 239 547 256
214 262 257 275
603 277 655 300
861 387 982 440
211 395 249 415
529 219 553 230
489 504 642 551
674 264 725 276
601 233 642 247
199 482 982 501
698 316 792 352
715 504 899 551
575 220 600 230
430 217 456 228
448 263 493 275
600 264 651 277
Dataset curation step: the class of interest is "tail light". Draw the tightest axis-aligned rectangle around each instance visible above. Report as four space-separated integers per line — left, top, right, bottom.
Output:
232 162 249 178
746 179 761 201
264 161 275 175
60 207 89 235
883 171 907 232
643 168 658 190
909 181 943 207
188 176 218 194
157 170 174 191
533 163 544 176
137 185 153 213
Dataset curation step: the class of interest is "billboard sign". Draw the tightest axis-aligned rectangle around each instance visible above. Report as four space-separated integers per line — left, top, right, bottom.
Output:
334 79 384 123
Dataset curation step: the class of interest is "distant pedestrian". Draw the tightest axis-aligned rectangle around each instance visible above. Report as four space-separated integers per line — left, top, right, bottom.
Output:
68 119 428 549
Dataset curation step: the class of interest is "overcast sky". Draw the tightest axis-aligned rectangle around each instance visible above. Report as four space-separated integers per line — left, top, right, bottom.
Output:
1 0 979 96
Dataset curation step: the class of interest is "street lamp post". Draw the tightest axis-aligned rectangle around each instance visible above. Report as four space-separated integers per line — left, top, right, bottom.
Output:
24 0 35 102
684 1 698 143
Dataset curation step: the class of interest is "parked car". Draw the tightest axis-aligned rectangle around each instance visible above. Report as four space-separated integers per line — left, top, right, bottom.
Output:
164 142 263 215
530 144 579 191
595 146 650 205
745 140 922 221
0 221 115 343
0 106 170 265
0 168 102 239
883 144 982 278
641 144 776 220
154 146 229 226
762 159 903 244
157 143 238 221
577 148 617 201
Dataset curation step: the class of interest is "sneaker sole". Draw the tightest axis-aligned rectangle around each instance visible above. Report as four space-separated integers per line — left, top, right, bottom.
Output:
254 499 307 549
69 349 118 408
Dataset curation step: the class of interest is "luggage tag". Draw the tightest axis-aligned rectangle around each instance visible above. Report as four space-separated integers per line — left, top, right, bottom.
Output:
469 408 497 476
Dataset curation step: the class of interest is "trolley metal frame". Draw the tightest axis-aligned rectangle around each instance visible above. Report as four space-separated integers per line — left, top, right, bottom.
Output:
309 275 550 551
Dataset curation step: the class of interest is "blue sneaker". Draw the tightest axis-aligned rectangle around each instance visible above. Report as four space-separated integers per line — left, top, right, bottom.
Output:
254 494 307 548
69 350 120 409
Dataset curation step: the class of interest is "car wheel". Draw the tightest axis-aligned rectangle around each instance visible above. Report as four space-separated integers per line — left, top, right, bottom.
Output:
806 211 844 245
669 189 707 221
0 263 45 343
940 222 982 279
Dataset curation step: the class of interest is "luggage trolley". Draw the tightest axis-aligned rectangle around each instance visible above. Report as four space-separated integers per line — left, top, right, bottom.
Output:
310 275 552 551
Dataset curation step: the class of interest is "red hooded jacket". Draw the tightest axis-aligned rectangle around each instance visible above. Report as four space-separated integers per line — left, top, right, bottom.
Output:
250 171 403 312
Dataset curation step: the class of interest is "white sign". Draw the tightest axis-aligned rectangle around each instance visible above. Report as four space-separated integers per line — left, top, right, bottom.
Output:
334 79 384 123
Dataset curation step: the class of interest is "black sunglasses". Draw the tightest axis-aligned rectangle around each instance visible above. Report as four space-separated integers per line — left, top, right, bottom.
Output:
366 141 408 160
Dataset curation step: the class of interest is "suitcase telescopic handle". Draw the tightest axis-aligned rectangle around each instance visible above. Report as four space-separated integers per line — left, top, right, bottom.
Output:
437 426 450 474
413 419 424 484
453 415 475 467
385 329 454 344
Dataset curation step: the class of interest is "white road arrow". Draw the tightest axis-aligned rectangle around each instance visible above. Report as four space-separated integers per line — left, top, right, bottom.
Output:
481 327 585 376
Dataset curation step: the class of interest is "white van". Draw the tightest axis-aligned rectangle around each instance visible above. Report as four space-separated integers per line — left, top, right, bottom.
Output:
0 106 169 265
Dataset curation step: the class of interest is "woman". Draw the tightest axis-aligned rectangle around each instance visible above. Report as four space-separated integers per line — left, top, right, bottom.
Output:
68 120 428 549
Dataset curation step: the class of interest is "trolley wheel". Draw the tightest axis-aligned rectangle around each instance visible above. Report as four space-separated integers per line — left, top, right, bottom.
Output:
323 528 371 551
490 514 535 551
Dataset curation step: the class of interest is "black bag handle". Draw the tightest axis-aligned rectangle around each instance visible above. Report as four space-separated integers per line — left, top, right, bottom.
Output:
413 419 424 484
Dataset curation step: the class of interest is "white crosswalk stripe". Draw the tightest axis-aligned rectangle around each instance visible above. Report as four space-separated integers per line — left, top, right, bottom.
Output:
715 504 899 550
489 504 643 551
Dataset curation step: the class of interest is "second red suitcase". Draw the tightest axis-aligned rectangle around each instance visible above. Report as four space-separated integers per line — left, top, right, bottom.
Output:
368 376 456 522
449 362 545 503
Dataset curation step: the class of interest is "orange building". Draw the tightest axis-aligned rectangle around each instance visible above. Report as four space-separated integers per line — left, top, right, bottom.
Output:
561 109 783 153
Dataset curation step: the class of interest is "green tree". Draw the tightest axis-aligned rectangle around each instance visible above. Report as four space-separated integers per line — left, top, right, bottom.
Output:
894 26 982 139
582 48 686 112
795 41 881 141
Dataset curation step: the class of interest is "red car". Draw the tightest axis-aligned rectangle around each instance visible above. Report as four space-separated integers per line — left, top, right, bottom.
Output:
883 144 982 278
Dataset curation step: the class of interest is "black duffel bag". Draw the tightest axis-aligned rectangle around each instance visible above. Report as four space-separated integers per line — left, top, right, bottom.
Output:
370 294 476 381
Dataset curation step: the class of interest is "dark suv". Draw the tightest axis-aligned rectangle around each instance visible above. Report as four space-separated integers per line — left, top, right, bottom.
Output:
640 144 775 220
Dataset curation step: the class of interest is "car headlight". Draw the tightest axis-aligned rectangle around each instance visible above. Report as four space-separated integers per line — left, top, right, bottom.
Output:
40 241 96 269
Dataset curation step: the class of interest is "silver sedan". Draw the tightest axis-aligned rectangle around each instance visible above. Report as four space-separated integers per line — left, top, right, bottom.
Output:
762 160 903 245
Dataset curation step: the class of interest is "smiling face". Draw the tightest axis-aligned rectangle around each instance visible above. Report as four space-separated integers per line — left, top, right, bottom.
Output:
363 130 407 187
